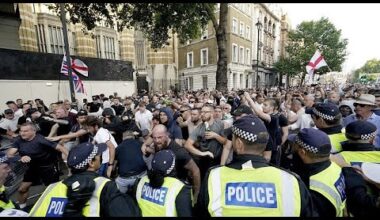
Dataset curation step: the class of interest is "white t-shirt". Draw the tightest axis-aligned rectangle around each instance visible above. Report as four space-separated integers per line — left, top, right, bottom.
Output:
93 127 118 164
135 110 153 131
0 117 20 131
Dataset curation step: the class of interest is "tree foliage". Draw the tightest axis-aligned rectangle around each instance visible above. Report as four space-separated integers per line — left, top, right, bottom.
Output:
51 3 230 90
50 3 214 49
274 17 348 85
354 59 380 74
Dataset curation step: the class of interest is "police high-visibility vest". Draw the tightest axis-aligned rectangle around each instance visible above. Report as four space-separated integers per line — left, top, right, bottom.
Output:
309 162 346 217
207 166 302 216
136 176 186 217
339 151 380 166
329 133 347 154
28 177 109 217
0 186 15 211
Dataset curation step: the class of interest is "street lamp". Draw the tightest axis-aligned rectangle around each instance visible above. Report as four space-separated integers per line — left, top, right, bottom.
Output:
255 19 263 88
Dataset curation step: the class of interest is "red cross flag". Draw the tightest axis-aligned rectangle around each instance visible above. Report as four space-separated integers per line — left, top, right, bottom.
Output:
306 50 328 76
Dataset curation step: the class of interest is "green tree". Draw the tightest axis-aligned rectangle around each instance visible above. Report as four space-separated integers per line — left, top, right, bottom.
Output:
353 59 380 81
273 57 299 88
51 3 230 91
275 17 348 86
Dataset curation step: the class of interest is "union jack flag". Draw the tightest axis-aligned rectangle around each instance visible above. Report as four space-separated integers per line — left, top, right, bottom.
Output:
61 55 86 94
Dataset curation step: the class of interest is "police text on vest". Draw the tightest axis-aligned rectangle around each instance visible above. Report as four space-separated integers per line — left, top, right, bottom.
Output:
46 197 68 217
141 183 168 205
225 182 277 208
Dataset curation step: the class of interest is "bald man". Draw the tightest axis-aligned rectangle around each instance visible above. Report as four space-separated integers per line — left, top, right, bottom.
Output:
147 124 201 201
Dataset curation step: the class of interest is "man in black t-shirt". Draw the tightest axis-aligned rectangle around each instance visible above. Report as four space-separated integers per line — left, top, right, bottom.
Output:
28 108 55 137
6 122 68 209
145 124 201 201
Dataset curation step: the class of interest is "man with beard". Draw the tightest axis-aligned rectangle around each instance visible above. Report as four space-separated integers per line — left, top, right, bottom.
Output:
185 105 226 180
143 124 201 202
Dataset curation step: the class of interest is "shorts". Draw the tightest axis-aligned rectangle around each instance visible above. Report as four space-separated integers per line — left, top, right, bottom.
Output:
23 163 59 186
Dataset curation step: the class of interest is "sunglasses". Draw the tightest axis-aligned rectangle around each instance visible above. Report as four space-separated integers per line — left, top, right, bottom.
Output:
353 103 368 107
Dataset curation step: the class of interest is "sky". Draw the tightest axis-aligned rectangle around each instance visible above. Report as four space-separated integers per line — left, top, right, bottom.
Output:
279 3 380 73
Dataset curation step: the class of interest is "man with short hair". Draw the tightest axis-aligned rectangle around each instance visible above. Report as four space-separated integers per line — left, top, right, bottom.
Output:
6 122 68 209
135 102 153 132
111 98 125 116
86 116 118 178
185 105 226 180
145 124 201 201
115 131 147 194
343 94 380 148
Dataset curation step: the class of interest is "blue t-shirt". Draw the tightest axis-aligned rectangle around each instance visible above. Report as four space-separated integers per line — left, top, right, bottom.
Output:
115 139 147 177
12 134 58 165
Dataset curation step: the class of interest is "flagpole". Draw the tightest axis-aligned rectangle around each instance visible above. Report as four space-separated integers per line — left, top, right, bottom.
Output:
60 3 76 103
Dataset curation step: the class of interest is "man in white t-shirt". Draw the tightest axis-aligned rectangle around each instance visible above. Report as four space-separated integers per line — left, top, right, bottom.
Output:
135 101 153 131
0 109 20 132
86 116 118 178
6 101 23 118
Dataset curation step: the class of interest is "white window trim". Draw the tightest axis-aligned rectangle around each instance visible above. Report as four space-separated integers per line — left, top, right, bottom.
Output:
232 17 238 34
246 25 250 40
246 48 250 65
187 51 193 68
239 46 244 64
240 21 244 36
232 43 238 63
200 48 208 66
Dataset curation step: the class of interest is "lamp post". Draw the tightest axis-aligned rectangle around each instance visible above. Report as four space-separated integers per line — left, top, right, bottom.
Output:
255 19 262 88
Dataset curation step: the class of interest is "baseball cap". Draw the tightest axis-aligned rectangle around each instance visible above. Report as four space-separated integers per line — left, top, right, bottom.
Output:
345 120 377 141
288 128 331 156
233 105 253 116
151 150 176 175
4 109 13 115
306 102 340 121
232 115 268 144
67 143 107 170
77 109 88 116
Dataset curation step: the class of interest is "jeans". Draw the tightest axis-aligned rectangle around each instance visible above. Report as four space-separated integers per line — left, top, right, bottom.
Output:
98 163 108 177
115 171 147 194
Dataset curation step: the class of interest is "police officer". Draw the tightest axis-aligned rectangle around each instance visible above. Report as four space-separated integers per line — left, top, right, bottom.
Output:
288 128 347 217
332 120 380 167
135 150 193 217
306 102 347 153
196 115 315 217
0 152 20 211
29 142 141 217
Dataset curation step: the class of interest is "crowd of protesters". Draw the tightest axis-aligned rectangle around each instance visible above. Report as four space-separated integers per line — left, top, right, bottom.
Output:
0 82 379 216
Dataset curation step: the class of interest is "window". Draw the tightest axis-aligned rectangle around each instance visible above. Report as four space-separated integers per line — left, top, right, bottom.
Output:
187 52 193 68
239 46 244 64
202 75 208 89
103 36 115 59
201 27 208 40
232 44 238 62
232 18 238 34
95 35 101 58
200 48 208 66
246 48 250 65
48 25 64 54
246 25 250 39
189 77 194 90
240 22 244 36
